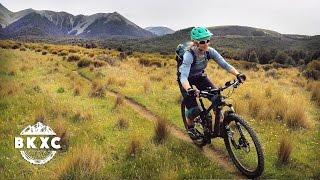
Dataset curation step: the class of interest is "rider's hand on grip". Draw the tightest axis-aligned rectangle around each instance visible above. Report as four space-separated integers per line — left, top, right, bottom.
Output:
187 87 200 98
236 73 246 83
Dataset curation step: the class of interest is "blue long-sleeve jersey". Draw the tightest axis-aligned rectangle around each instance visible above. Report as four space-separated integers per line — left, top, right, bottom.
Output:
178 47 234 84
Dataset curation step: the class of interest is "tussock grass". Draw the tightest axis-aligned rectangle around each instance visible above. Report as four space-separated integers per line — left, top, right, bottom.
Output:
92 60 106 67
54 120 69 151
113 95 124 109
153 119 169 144
265 69 280 79
116 117 129 129
73 86 80 96
8 69 16 76
89 65 95 71
143 80 151 94
34 112 46 123
107 76 117 85
150 74 163 82
271 94 288 120
118 79 126 87
285 101 311 129
176 95 182 105
248 95 264 118
89 81 105 98
72 111 93 122
127 136 141 157
106 76 126 87
277 137 293 165
306 81 320 106
265 85 273 98
55 144 104 179
19 65 32 72
72 111 92 123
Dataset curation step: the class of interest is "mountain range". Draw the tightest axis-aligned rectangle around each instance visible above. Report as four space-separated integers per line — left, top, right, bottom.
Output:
145 26 175 36
0 3 319 56
0 3 155 38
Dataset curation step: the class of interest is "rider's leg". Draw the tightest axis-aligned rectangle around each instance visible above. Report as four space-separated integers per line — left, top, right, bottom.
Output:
185 105 201 127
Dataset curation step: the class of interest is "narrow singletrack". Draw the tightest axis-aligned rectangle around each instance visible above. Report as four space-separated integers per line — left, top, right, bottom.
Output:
76 70 244 179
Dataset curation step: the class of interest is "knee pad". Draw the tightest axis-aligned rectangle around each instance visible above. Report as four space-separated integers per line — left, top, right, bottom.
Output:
185 106 201 120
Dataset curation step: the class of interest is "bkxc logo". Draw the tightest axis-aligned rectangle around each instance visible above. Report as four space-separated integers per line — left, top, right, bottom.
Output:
14 122 61 165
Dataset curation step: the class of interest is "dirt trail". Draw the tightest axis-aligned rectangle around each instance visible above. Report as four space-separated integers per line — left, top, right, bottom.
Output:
106 91 244 179
76 70 244 179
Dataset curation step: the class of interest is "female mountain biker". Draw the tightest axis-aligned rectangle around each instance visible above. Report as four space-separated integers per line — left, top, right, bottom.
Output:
177 26 246 140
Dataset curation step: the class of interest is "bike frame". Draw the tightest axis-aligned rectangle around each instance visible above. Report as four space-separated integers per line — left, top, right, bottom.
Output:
197 80 238 139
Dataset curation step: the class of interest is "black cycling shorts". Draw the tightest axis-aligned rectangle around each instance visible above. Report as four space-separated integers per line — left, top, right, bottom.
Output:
178 74 217 109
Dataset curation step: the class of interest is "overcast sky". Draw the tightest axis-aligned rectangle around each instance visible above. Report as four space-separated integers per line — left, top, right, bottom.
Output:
1 0 319 35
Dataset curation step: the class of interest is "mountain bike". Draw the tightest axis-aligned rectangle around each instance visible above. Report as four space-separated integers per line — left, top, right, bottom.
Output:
180 79 264 178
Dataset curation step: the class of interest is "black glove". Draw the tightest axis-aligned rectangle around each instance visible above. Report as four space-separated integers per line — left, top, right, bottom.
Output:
186 88 199 97
236 73 246 83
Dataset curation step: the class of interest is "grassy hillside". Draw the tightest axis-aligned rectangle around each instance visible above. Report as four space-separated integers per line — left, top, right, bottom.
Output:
0 41 319 179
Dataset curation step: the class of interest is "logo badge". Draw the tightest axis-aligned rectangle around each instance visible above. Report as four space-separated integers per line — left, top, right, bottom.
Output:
14 122 61 165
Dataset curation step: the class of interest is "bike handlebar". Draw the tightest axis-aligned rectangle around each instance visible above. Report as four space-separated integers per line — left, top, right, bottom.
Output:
199 79 241 98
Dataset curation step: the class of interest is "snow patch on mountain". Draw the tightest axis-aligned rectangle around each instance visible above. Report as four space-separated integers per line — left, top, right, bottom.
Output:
68 13 111 35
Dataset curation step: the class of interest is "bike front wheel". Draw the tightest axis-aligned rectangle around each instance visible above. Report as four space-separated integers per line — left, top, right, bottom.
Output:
223 113 264 178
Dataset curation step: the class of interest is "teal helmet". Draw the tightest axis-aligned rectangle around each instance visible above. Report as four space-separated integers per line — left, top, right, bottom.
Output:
190 27 213 41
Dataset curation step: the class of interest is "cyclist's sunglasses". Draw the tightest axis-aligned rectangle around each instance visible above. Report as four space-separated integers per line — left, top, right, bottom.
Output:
198 39 210 44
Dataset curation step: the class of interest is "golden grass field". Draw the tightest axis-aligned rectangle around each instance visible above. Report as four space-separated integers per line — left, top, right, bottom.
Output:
0 40 319 179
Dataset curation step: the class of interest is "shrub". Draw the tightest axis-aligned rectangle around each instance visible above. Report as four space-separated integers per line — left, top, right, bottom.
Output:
275 51 288 64
77 58 92 68
58 50 68 56
96 55 118 66
68 48 78 53
138 57 162 67
303 60 320 80
19 47 26 51
248 50 259 63
232 60 259 71
57 87 65 93
92 60 106 67
67 54 81 62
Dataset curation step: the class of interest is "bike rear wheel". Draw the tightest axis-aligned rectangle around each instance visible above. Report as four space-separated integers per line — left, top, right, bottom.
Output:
180 100 206 147
223 113 264 178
